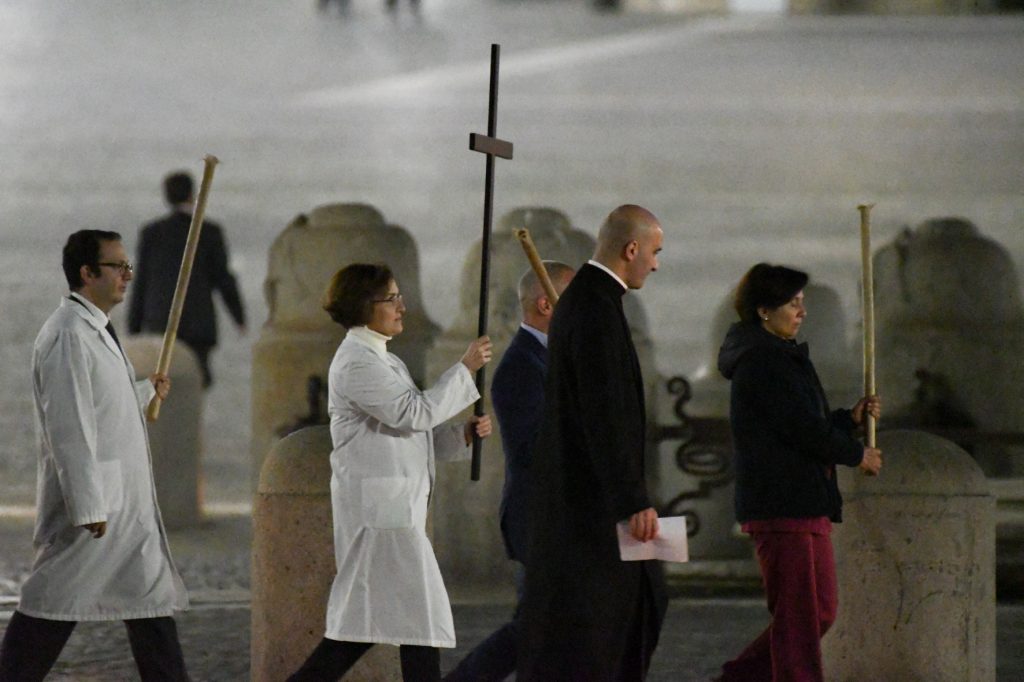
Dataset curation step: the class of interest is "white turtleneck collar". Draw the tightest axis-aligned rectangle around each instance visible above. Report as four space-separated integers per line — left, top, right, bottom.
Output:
347 325 392 359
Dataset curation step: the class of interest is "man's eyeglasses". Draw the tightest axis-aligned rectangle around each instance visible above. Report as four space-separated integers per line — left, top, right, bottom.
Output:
373 293 404 305
97 261 134 276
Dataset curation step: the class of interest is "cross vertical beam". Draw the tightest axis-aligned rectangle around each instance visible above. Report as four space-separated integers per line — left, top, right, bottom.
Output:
468 43 514 482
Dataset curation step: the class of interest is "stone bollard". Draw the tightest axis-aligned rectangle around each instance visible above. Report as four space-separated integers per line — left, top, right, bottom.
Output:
426 207 660 594
874 217 1024 477
251 425 400 682
124 334 204 529
251 203 440 489
670 283 860 560
822 429 995 681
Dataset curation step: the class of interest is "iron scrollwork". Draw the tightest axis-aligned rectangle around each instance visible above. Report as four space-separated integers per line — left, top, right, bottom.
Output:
651 376 735 540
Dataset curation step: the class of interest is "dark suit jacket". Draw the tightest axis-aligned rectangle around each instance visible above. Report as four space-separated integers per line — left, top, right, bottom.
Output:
491 326 547 563
518 263 666 681
128 210 245 348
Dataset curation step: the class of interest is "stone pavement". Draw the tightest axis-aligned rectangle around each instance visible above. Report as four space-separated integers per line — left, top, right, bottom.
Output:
1 513 1022 680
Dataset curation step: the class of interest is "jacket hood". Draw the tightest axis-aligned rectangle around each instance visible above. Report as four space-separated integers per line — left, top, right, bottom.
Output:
718 321 807 380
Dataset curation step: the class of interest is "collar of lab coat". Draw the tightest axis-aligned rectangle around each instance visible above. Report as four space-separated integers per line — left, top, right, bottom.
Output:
65 293 122 359
347 326 391 360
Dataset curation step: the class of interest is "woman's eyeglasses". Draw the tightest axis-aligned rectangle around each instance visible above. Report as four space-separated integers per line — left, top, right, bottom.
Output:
372 293 403 305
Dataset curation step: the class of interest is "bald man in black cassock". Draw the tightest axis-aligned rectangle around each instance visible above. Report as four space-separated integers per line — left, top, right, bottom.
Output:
518 205 669 681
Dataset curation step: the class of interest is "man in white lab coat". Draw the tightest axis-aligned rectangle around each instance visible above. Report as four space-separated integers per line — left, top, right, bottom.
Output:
0 230 190 682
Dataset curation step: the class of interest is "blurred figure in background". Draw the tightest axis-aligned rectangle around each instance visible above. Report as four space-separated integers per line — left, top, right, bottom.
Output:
129 170 246 388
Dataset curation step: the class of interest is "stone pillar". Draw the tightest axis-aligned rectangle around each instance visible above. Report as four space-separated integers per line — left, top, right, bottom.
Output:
823 429 995 681
251 425 399 682
426 207 660 594
668 283 859 560
251 203 440 488
124 334 204 529
874 217 1024 477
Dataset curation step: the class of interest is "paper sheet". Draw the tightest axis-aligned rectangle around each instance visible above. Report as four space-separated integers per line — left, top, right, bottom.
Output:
617 515 689 563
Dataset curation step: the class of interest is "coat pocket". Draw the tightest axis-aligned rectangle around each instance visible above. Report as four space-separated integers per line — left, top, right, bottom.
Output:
360 477 414 529
100 460 124 513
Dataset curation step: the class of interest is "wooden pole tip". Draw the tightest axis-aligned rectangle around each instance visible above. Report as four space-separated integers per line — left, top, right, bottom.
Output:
203 154 220 166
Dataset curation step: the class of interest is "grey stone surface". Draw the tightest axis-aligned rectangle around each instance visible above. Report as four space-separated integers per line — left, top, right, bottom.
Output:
874 218 1024 478
825 430 996 681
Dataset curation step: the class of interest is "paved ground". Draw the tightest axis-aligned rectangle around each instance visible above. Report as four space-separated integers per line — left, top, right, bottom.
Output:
1 514 1022 680
0 1 1022 679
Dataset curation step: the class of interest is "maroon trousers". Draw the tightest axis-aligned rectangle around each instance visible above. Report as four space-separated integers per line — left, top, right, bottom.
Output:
720 520 837 682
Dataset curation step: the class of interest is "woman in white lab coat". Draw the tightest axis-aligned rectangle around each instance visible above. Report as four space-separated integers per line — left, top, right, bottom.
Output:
288 263 493 682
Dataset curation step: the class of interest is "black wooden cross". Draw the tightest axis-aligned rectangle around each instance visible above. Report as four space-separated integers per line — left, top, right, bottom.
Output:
468 43 514 482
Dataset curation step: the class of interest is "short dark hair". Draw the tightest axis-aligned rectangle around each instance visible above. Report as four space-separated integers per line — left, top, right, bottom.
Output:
62 229 122 290
164 171 194 205
734 263 809 324
322 263 394 329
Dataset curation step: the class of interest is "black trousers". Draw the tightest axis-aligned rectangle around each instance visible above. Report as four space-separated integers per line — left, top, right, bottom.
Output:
288 639 439 682
0 610 189 682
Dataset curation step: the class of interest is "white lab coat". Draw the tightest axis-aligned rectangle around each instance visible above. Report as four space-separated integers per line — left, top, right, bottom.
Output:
18 295 188 621
323 327 477 647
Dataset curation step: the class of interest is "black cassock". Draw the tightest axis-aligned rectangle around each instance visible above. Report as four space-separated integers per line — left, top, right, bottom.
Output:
518 263 667 682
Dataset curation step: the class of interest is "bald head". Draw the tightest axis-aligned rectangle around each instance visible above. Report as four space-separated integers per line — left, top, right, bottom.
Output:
593 204 663 289
519 261 575 333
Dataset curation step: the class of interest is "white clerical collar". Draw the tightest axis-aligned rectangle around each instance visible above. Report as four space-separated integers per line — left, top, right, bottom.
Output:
68 291 109 323
521 323 548 348
587 259 627 291
347 325 391 359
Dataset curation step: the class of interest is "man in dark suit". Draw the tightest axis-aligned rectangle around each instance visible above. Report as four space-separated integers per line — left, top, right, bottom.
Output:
443 261 575 682
518 205 668 682
128 171 246 387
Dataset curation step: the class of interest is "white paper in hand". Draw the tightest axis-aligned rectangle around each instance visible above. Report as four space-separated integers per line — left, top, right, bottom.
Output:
617 515 689 563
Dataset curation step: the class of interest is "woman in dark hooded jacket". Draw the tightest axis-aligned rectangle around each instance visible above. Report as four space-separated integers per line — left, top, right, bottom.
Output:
714 263 883 682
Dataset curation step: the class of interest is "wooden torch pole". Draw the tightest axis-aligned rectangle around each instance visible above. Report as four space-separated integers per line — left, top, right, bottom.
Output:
858 203 876 448
146 154 219 421
514 228 559 306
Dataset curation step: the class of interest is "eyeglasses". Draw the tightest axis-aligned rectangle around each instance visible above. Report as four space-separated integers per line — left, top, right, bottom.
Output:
372 293 404 305
97 261 134 275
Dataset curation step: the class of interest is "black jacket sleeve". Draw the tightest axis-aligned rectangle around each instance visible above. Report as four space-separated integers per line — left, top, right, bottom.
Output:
733 347 863 468
205 226 245 327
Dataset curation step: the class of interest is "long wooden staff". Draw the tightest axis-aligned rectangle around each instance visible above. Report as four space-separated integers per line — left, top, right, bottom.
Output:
146 155 219 421
514 228 559 306
858 203 876 448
